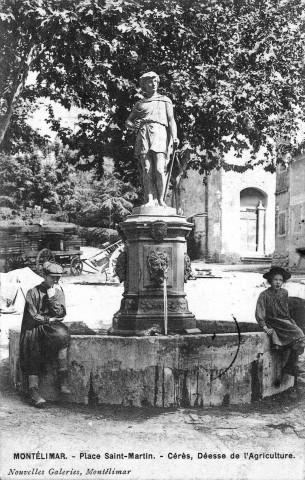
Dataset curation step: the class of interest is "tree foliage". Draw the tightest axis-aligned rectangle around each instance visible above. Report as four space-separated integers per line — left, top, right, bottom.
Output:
0 143 137 226
0 145 68 211
1 0 305 178
59 159 138 227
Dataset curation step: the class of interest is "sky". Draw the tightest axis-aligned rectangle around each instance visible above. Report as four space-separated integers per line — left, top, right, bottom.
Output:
26 101 80 140
25 72 80 140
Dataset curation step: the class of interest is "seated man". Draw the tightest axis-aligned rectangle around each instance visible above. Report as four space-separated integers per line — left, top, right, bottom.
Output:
19 261 71 408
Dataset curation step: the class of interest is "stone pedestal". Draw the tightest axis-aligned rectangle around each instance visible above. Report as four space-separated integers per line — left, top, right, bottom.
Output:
111 205 196 335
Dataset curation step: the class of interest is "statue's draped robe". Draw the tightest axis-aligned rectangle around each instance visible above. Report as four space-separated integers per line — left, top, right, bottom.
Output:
128 95 172 157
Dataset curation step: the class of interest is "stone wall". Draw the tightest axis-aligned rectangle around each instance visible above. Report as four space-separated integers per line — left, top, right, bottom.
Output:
10 329 294 407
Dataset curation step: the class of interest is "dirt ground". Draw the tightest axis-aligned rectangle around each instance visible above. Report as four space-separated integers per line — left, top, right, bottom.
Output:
1 264 305 480
1 364 305 480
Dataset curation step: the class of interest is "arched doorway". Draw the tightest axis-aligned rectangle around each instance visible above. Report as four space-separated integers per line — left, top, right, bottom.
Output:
240 188 267 255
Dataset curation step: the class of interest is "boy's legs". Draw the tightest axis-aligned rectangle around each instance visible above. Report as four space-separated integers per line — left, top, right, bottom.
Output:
25 339 46 408
283 344 305 376
42 323 71 394
28 375 46 408
58 346 71 394
26 327 71 405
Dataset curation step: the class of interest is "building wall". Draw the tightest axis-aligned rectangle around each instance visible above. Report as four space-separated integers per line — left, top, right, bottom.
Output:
221 167 275 258
273 164 290 267
181 169 206 219
182 164 276 262
206 169 223 261
290 156 305 269
179 169 207 259
274 154 305 272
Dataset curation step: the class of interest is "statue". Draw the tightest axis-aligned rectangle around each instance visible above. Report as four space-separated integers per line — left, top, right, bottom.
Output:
126 72 179 207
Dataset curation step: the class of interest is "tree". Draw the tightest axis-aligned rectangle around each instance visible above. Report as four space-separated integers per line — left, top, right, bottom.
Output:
1 0 305 178
0 100 49 155
0 142 137 226
0 148 60 211
0 0 102 144
64 160 138 227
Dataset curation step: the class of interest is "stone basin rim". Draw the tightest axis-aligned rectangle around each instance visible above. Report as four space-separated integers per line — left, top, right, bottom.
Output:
10 328 261 339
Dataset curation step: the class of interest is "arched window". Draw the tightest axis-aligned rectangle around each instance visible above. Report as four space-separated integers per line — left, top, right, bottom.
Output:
240 188 267 209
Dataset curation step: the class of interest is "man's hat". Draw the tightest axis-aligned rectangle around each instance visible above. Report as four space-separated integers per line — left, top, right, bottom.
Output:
42 261 64 276
263 266 291 282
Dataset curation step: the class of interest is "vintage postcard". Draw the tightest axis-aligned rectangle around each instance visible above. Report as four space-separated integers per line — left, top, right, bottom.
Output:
1 1 305 479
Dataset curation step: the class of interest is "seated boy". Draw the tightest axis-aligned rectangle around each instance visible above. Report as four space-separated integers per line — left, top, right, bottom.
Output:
256 266 305 380
19 261 71 408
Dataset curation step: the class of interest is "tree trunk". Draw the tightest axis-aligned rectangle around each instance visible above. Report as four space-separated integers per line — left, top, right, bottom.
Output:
0 110 14 145
0 45 35 146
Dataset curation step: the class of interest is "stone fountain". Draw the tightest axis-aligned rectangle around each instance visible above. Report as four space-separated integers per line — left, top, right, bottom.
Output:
110 205 196 335
8 72 295 406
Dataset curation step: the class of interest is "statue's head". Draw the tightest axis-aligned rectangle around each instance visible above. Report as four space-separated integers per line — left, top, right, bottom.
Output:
139 71 160 94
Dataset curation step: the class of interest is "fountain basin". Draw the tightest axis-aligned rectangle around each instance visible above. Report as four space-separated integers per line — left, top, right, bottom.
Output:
9 328 294 407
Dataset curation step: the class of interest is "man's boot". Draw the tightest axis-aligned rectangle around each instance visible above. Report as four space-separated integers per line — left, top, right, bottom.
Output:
28 375 46 408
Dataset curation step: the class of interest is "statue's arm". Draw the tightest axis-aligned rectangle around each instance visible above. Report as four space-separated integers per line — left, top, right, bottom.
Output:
166 101 179 148
126 103 140 131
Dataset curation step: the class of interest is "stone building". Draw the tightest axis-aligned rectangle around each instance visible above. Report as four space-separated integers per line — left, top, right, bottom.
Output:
177 151 276 262
273 152 305 272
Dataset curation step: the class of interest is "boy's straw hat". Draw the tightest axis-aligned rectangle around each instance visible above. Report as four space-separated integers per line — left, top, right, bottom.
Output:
263 266 291 282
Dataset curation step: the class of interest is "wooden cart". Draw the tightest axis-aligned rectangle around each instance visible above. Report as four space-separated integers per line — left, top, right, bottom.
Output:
4 248 83 276
36 248 83 276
